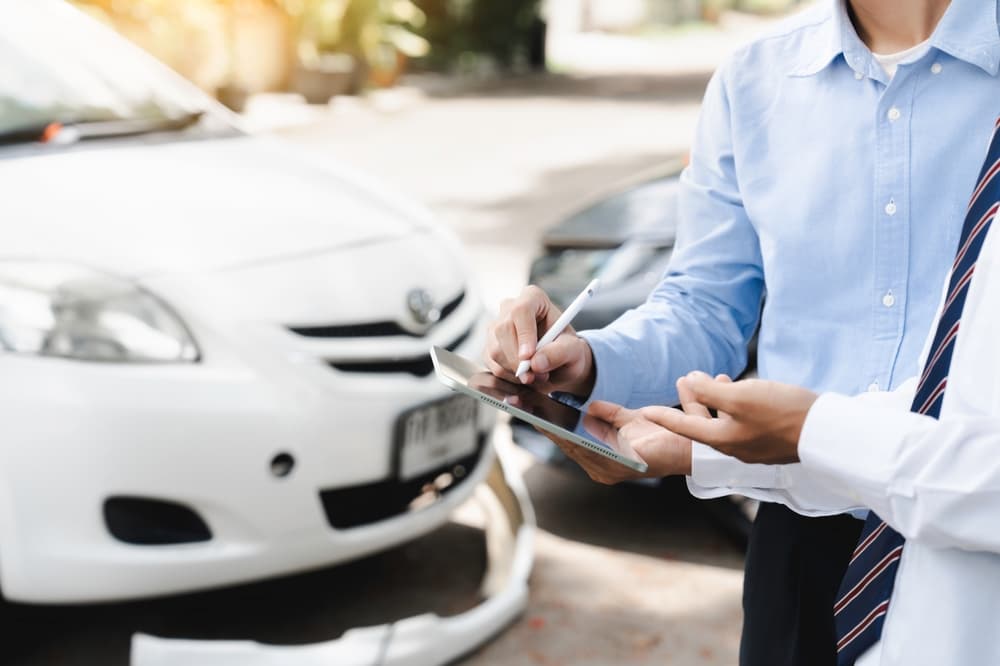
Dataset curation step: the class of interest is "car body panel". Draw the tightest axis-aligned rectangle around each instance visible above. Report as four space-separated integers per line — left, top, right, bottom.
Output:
130 448 536 666
0 0 509 604
1 136 435 278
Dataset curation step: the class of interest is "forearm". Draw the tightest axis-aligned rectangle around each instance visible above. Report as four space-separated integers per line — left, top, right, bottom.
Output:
686 379 919 515
686 444 863 516
578 65 763 410
581 286 756 409
801 392 1000 552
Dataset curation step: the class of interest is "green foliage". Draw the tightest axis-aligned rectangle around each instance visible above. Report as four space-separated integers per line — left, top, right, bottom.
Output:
413 0 544 71
288 0 430 66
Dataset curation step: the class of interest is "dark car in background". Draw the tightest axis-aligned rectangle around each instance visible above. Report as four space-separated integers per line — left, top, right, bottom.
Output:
514 157 758 546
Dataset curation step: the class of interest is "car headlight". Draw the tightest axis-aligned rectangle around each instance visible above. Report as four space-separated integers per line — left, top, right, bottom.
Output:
0 261 199 363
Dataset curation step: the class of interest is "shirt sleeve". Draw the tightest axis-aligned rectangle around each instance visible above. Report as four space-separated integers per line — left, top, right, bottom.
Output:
799 382 1000 553
579 62 764 410
685 378 920 516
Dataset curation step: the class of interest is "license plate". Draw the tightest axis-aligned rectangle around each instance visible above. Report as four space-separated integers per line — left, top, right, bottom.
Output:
397 394 479 481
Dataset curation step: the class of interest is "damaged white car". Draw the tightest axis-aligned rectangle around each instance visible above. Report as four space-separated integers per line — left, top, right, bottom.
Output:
0 2 533 663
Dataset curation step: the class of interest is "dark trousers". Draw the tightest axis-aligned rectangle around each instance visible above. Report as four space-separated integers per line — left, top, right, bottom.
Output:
739 502 864 666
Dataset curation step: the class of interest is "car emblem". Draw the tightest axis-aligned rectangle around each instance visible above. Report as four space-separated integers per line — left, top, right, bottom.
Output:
407 288 441 326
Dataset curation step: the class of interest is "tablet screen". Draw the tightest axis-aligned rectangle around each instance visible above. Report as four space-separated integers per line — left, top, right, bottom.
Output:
431 346 646 472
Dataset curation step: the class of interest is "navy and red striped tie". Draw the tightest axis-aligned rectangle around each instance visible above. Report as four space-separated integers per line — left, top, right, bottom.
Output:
834 118 1000 665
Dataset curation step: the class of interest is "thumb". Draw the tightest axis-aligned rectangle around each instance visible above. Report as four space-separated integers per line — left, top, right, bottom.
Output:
588 400 632 427
531 333 582 374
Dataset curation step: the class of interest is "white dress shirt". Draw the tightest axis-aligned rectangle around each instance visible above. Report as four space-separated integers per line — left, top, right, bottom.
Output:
688 212 1000 664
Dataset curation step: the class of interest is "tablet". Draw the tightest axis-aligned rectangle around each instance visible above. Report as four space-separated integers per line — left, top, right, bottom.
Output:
430 346 648 473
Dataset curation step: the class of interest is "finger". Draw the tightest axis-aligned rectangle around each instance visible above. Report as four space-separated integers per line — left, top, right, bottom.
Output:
587 400 632 428
641 406 727 445
510 286 551 360
680 372 743 414
505 395 535 414
587 400 620 421
485 356 520 384
581 412 615 442
492 319 521 371
546 432 623 483
530 333 580 375
676 376 711 418
712 374 734 419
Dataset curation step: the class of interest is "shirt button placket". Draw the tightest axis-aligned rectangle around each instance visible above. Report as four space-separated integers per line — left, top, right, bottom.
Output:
874 80 911 393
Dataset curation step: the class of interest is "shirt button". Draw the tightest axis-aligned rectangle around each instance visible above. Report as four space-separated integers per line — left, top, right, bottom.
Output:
867 382 880 392
854 70 864 80
882 291 896 308
885 200 897 216
887 107 901 121
931 62 943 74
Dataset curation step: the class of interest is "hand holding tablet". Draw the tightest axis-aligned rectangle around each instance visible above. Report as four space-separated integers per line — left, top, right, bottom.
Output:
431 346 649 474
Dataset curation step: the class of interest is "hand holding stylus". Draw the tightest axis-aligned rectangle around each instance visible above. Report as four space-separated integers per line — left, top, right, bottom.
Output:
515 279 599 379
485 280 600 398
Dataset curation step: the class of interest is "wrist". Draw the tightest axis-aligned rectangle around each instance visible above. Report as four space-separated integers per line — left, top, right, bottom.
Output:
563 337 597 399
678 438 692 476
781 391 818 462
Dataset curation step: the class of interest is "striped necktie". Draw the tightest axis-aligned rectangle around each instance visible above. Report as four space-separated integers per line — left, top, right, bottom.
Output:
833 118 1000 665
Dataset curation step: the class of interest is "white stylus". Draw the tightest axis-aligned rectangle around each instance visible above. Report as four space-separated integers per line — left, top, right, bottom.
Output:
515 278 601 380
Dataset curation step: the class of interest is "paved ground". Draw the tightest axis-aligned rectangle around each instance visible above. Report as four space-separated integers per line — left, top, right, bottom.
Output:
2 18 796 663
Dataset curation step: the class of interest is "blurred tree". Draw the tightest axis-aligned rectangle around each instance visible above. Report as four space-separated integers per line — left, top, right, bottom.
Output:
288 0 429 85
414 0 545 72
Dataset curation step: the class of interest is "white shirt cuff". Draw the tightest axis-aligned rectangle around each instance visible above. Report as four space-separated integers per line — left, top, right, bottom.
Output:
798 392 906 508
686 442 784 498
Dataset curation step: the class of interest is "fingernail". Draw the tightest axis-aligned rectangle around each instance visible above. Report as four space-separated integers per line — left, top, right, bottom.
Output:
519 343 532 358
533 352 549 372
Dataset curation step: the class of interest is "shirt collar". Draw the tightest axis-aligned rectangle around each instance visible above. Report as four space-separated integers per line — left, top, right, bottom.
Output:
789 0 1000 78
930 0 1000 76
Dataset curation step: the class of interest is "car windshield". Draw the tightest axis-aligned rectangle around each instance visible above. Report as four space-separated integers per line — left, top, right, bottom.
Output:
0 1 214 137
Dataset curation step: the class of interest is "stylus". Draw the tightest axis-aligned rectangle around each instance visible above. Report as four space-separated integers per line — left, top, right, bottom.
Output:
515 278 601 380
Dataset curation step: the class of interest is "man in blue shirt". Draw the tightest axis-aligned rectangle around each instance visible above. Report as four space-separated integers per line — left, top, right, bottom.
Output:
486 0 1000 663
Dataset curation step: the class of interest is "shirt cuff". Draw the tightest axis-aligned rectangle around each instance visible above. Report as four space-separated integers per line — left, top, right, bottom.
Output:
577 328 636 408
798 392 918 510
687 442 784 492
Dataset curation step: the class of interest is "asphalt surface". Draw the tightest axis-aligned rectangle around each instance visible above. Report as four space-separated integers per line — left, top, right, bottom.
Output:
3 69 749 665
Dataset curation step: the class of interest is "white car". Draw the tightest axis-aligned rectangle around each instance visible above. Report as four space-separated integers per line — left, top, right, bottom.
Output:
0 0 499 606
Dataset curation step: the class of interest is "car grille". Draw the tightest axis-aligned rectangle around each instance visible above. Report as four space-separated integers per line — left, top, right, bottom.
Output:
288 291 465 339
329 327 471 377
319 436 485 529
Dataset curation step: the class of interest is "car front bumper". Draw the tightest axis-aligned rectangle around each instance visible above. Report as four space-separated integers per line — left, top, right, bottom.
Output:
0 325 493 603
130 448 535 666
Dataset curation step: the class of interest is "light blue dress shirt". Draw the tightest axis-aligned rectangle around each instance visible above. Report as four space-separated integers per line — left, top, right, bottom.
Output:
581 0 1000 414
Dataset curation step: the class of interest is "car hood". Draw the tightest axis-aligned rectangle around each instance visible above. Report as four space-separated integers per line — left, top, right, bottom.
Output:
0 135 430 277
543 175 681 249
